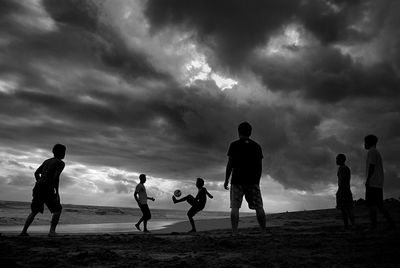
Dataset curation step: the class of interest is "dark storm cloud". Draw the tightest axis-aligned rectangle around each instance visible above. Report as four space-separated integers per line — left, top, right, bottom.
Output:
145 0 400 103
42 0 101 32
1 0 399 206
0 0 167 96
145 0 300 69
297 0 366 44
251 47 400 103
145 0 368 68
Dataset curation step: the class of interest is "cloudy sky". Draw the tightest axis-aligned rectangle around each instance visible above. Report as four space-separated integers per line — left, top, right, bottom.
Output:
0 0 399 213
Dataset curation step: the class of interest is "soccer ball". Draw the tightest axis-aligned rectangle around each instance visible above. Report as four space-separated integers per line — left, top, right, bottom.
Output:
174 189 182 197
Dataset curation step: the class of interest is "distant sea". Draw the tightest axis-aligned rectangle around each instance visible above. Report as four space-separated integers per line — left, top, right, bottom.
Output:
0 200 231 234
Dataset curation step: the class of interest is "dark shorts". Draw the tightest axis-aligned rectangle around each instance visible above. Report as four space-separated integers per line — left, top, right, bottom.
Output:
230 184 263 210
365 187 383 207
31 183 62 214
139 204 151 220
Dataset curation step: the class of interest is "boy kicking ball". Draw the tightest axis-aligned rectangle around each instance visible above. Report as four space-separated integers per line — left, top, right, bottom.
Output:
172 178 213 233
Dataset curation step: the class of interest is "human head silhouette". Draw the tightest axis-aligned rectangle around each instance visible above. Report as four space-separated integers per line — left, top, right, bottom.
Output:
52 144 66 159
238 122 252 139
139 174 147 184
364 134 378 150
336 154 346 166
196 178 204 188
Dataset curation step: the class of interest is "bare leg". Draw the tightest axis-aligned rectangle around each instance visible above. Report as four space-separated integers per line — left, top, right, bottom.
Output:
256 208 266 232
173 195 195 206
49 212 61 236
21 212 38 235
135 220 142 231
341 209 349 228
346 207 355 226
188 216 196 232
143 219 149 232
136 217 144 227
143 211 151 232
231 208 239 234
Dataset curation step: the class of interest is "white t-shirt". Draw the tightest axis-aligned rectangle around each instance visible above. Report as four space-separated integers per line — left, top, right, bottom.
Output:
366 147 384 188
135 183 147 205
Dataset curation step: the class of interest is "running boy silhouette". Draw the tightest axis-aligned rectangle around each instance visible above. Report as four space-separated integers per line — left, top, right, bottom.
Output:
364 135 395 230
172 178 213 232
134 174 155 233
20 144 66 237
335 153 355 229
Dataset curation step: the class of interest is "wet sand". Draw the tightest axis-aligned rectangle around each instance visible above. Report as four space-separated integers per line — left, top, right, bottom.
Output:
1 203 399 267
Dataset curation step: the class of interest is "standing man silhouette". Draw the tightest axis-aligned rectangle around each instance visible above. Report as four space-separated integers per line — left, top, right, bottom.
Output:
134 174 155 233
364 135 395 230
224 122 266 234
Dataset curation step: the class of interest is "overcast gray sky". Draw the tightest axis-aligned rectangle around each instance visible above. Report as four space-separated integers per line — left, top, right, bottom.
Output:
0 0 399 212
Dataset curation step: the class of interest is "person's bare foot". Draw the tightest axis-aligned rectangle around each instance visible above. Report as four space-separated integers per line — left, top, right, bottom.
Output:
143 229 151 233
135 223 141 231
48 232 57 237
19 232 29 237
231 231 240 237
188 229 197 233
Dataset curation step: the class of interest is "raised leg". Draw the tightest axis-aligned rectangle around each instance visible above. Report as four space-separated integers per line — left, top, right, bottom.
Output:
174 195 195 206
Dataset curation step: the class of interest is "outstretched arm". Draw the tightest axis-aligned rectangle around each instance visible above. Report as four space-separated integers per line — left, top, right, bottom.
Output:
206 189 213 199
224 157 233 190
147 197 155 201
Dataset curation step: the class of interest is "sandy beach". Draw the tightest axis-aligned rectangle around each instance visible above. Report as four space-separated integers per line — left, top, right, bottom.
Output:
1 202 399 267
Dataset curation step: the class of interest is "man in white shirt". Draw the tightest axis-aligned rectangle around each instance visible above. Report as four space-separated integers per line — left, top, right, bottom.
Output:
134 174 155 233
364 135 395 230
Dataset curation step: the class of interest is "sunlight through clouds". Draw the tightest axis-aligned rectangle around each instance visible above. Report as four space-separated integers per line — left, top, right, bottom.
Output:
262 24 309 58
184 51 238 90
0 79 17 94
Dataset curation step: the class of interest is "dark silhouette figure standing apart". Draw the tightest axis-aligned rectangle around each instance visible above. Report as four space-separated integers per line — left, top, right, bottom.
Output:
335 153 355 229
224 122 266 234
172 178 213 232
134 174 155 233
364 135 395 230
20 144 66 237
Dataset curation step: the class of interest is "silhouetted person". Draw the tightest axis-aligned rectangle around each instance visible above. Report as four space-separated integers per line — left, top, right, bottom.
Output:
172 178 213 232
224 122 266 234
364 135 395 230
134 174 155 233
20 144 66 237
335 154 355 229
